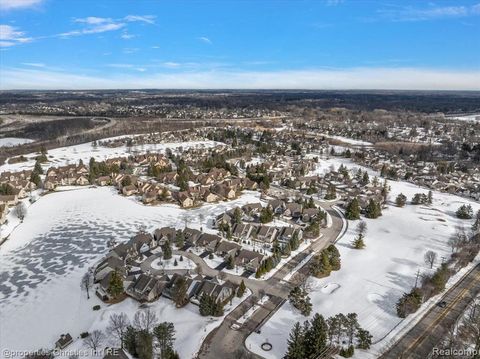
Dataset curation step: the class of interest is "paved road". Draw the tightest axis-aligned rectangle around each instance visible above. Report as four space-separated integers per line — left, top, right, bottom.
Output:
380 264 480 359
196 202 345 359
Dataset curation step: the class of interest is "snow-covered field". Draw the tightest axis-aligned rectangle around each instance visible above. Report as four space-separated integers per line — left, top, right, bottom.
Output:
0 186 259 354
447 114 480 123
0 139 219 173
247 156 480 359
0 137 35 147
324 135 373 147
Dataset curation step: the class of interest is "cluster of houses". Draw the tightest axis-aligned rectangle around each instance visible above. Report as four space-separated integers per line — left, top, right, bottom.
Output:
0 169 37 224
44 163 90 190
93 228 240 305
354 149 480 201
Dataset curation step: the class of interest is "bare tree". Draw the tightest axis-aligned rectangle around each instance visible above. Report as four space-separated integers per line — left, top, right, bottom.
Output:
14 202 27 221
133 308 158 333
83 330 106 351
107 312 130 348
457 301 480 351
81 271 92 299
424 250 438 269
356 220 367 236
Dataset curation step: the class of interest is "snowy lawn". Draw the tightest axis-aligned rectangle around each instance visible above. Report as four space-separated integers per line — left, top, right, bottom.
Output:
247 157 480 359
0 138 220 173
62 293 250 359
0 137 35 147
0 186 258 353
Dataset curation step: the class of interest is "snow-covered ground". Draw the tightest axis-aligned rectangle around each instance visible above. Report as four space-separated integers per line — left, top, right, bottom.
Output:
150 255 195 271
324 135 373 147
62 293 249 359
0 186 259 353
0 137 35 147
246 155 480 359
0 138 220 173
447 114 480 123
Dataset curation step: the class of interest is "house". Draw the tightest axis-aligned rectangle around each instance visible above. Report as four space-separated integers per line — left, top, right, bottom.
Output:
242 203 263 216
126 274 168 302
197 233 221 252
153 227 176 245
284 203 303 218
194 279 235 304
256 225 278 244
268 199 286 215
94 256 126 283
96 176 111 186
213 212 232 228
215 240 241 259
203 191 219 203
175 191 194 208
55 333 73 349
279 227 303 244
122 185 138 196
128 232 155 254
95 270 128 301
211 183 236 199
234 249 264 272
232 223 255 242
0 194 18 207
301 208 319 223
183 227 202 246
163 273 202 301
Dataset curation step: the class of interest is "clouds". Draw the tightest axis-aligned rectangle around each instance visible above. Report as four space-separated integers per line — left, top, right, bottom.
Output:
378 3 480 22
0 24 32 47
198 36 212 44
0 0 43 11
1 66 479 91
59 15 155 38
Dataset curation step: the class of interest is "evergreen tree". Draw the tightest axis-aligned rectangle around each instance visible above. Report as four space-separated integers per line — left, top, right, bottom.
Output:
226 255 235 270
175 230 185 249
233 207 243 224
171 277 188 307
289 230 300 251
284 322 305 359
30 171 42 187
395 193 407 207
173 259 178 267
108 270 124 299
324 184 337 200
303 313 328 358
162 240 172 260
34 160 43 174
282 242 292 256
456 204 474 219
124 326 138 356
310 250 332 278
360 172 370 186
135 330 153 359
237 280 246 297
288 286 312 316
325 245 341 270
345 198 361 220
365 199 382 219
356 328 373 350
154 322 176 358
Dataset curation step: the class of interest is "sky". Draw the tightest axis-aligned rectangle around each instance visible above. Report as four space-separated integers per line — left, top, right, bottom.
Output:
0 0 479 90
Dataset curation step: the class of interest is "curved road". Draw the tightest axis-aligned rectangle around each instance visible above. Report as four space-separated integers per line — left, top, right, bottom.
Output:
196 202 345 359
